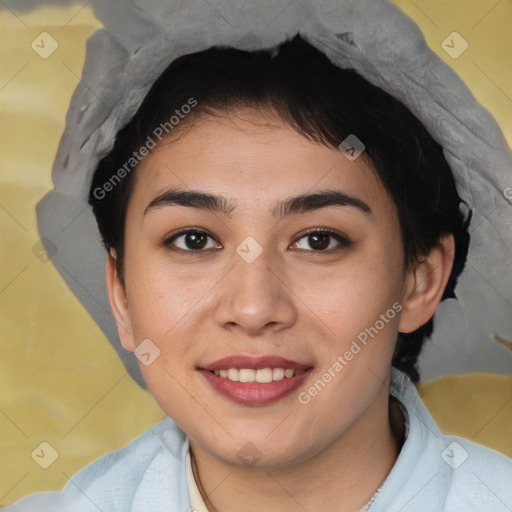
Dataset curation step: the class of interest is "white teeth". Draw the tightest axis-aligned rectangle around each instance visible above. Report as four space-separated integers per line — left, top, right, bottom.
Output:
255 368 273 383
212 367 304 383
272 368 285 381
227 368 239 381
239 369 256 383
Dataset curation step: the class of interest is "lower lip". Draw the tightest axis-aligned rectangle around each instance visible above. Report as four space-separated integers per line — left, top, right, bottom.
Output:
200 369 313 406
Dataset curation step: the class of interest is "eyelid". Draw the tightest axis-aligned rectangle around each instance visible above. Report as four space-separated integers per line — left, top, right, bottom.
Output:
163 226 351 254
293 227 352 250
163 227 222 252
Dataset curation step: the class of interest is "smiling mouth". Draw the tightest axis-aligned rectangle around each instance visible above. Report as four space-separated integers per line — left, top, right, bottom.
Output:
200 362 314 405
210 367 307 383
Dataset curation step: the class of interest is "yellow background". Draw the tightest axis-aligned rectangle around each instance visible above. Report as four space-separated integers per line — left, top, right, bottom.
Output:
0 1 510 505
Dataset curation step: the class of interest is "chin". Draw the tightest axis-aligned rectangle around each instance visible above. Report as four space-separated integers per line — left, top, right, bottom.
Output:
201 431 320 470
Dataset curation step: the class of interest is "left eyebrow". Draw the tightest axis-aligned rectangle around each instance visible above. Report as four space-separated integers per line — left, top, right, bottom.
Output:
143 188 372 219
273 190 371 220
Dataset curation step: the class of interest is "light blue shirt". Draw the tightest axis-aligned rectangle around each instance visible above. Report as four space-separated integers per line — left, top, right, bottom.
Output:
3 368 511 511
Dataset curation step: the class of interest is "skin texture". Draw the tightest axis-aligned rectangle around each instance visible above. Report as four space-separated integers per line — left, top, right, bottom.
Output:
106 107 455 512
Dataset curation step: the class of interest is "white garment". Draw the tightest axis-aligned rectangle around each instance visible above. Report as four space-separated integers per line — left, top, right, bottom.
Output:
184 399 411 512
185 450 209 512
2 368 511 511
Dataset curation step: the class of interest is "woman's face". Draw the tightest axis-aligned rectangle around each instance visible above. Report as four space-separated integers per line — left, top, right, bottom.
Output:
114 107 412 467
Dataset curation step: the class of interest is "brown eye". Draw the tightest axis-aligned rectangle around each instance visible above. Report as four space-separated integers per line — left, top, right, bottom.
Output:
164 229 221 252
294 229 351 252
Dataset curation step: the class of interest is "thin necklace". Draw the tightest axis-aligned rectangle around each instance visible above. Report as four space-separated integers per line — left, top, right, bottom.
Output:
357 485 382 512
190 451 218 512
190 451 382 512
190 397 406 511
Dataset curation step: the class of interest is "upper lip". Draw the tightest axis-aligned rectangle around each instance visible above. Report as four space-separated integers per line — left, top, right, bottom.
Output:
200 355 312 372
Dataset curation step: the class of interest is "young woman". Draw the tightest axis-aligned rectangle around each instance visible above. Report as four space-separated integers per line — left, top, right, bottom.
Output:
4 1 511 511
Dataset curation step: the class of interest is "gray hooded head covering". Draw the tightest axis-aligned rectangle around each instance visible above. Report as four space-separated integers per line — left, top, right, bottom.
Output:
37 0 512 388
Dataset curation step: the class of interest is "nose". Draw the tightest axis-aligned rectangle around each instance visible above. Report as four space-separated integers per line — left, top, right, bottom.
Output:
213 245 298 336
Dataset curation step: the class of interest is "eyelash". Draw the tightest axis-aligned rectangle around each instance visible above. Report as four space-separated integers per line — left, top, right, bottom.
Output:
163 227 352 254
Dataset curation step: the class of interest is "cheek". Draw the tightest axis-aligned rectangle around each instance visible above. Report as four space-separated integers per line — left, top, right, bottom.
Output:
300 250 404 336
124 253 210 337
123 258 206 413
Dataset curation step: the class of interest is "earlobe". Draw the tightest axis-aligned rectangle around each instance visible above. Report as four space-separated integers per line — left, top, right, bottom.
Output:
106 249 136 352
398 234 455 334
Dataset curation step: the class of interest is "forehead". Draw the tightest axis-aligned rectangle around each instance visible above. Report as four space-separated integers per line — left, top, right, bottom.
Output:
128 108 391 219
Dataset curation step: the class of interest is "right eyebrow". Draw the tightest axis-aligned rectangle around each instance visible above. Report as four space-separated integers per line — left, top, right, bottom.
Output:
144 189 236 217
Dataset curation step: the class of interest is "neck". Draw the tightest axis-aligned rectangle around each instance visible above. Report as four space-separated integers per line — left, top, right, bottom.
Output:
189 387 404 512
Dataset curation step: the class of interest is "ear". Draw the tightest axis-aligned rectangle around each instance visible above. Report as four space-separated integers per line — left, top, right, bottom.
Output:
106 249 136 352
398 234 455 333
